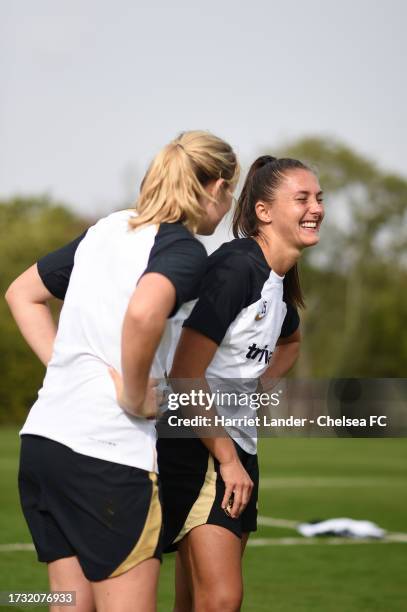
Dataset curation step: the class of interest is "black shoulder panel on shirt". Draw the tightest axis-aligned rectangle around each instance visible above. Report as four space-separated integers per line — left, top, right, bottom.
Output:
183 239 262 345
144 223 207 317
184 237 301 345
36 231 88 300
279 303 300 337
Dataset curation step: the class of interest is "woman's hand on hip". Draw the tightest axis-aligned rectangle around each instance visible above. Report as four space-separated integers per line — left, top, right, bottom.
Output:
109 368 160 419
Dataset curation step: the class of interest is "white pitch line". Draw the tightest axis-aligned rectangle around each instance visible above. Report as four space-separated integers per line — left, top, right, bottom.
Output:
260 477 405 489
1 538 405 552
0 543 35 552
386 533 407 543
258 515 298 529
255 515 407 545
1 520 406 552
247 537 407 546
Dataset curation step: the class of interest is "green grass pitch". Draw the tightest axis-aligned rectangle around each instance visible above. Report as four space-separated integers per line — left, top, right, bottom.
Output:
1 428 406 611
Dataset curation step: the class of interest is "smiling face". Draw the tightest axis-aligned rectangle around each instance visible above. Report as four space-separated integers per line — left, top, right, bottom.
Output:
258 169 324 251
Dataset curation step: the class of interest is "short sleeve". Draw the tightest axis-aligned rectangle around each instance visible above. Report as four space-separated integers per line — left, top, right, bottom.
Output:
144 224 207 316
37 231 87 299
279 303 300 338
183 253 252 345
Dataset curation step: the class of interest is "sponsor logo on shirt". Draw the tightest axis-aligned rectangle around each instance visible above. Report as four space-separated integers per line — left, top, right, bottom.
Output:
246 343 273 364
255 300 267 321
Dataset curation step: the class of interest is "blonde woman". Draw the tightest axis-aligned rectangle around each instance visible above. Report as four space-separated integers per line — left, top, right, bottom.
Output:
6 131 241 612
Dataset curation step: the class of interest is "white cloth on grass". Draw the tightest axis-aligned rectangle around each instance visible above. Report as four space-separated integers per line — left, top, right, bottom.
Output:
297 518 385 539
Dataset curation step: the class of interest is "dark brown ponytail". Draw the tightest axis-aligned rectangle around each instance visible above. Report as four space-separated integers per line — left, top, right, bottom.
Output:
233 156 311 309
232 156 277 238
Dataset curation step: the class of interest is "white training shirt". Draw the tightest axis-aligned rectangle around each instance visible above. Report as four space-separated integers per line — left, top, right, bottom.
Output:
183 237 300 453
20 210 207 472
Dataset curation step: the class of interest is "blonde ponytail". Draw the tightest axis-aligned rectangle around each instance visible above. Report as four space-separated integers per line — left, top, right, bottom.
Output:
129 131 239 233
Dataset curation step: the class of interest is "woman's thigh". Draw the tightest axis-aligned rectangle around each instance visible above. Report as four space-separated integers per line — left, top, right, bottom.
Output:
48 556 95 612
91 558 160 612
179 524 243 612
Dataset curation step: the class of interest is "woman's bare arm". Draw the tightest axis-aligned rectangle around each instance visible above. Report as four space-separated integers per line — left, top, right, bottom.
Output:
170 327 254 518
111 272 177 418
5 264 57 366
260 328 301 388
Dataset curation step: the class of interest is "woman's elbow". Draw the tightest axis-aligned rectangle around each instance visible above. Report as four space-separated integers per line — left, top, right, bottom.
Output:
5 265 52 309
125 304 167 334
4 279 20 307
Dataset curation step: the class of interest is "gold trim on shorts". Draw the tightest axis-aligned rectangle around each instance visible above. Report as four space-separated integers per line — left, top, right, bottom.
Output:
173 455 217 544
109 472 161 577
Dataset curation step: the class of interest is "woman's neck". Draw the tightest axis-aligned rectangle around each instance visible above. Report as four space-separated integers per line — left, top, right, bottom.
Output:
253 234 301 276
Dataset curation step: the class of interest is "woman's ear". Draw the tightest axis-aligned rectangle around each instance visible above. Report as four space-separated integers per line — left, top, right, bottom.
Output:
254 200 272 224
207 178 225 200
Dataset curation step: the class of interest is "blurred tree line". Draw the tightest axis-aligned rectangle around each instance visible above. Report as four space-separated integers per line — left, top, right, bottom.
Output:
1 137 406 423
0 197 89 423
277 138 407 378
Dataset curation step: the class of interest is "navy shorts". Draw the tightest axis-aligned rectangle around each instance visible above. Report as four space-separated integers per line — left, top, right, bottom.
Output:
157 433 258 552
18 435 162 581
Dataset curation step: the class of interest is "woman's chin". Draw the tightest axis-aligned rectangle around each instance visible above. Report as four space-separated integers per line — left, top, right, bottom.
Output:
298 230 320 248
